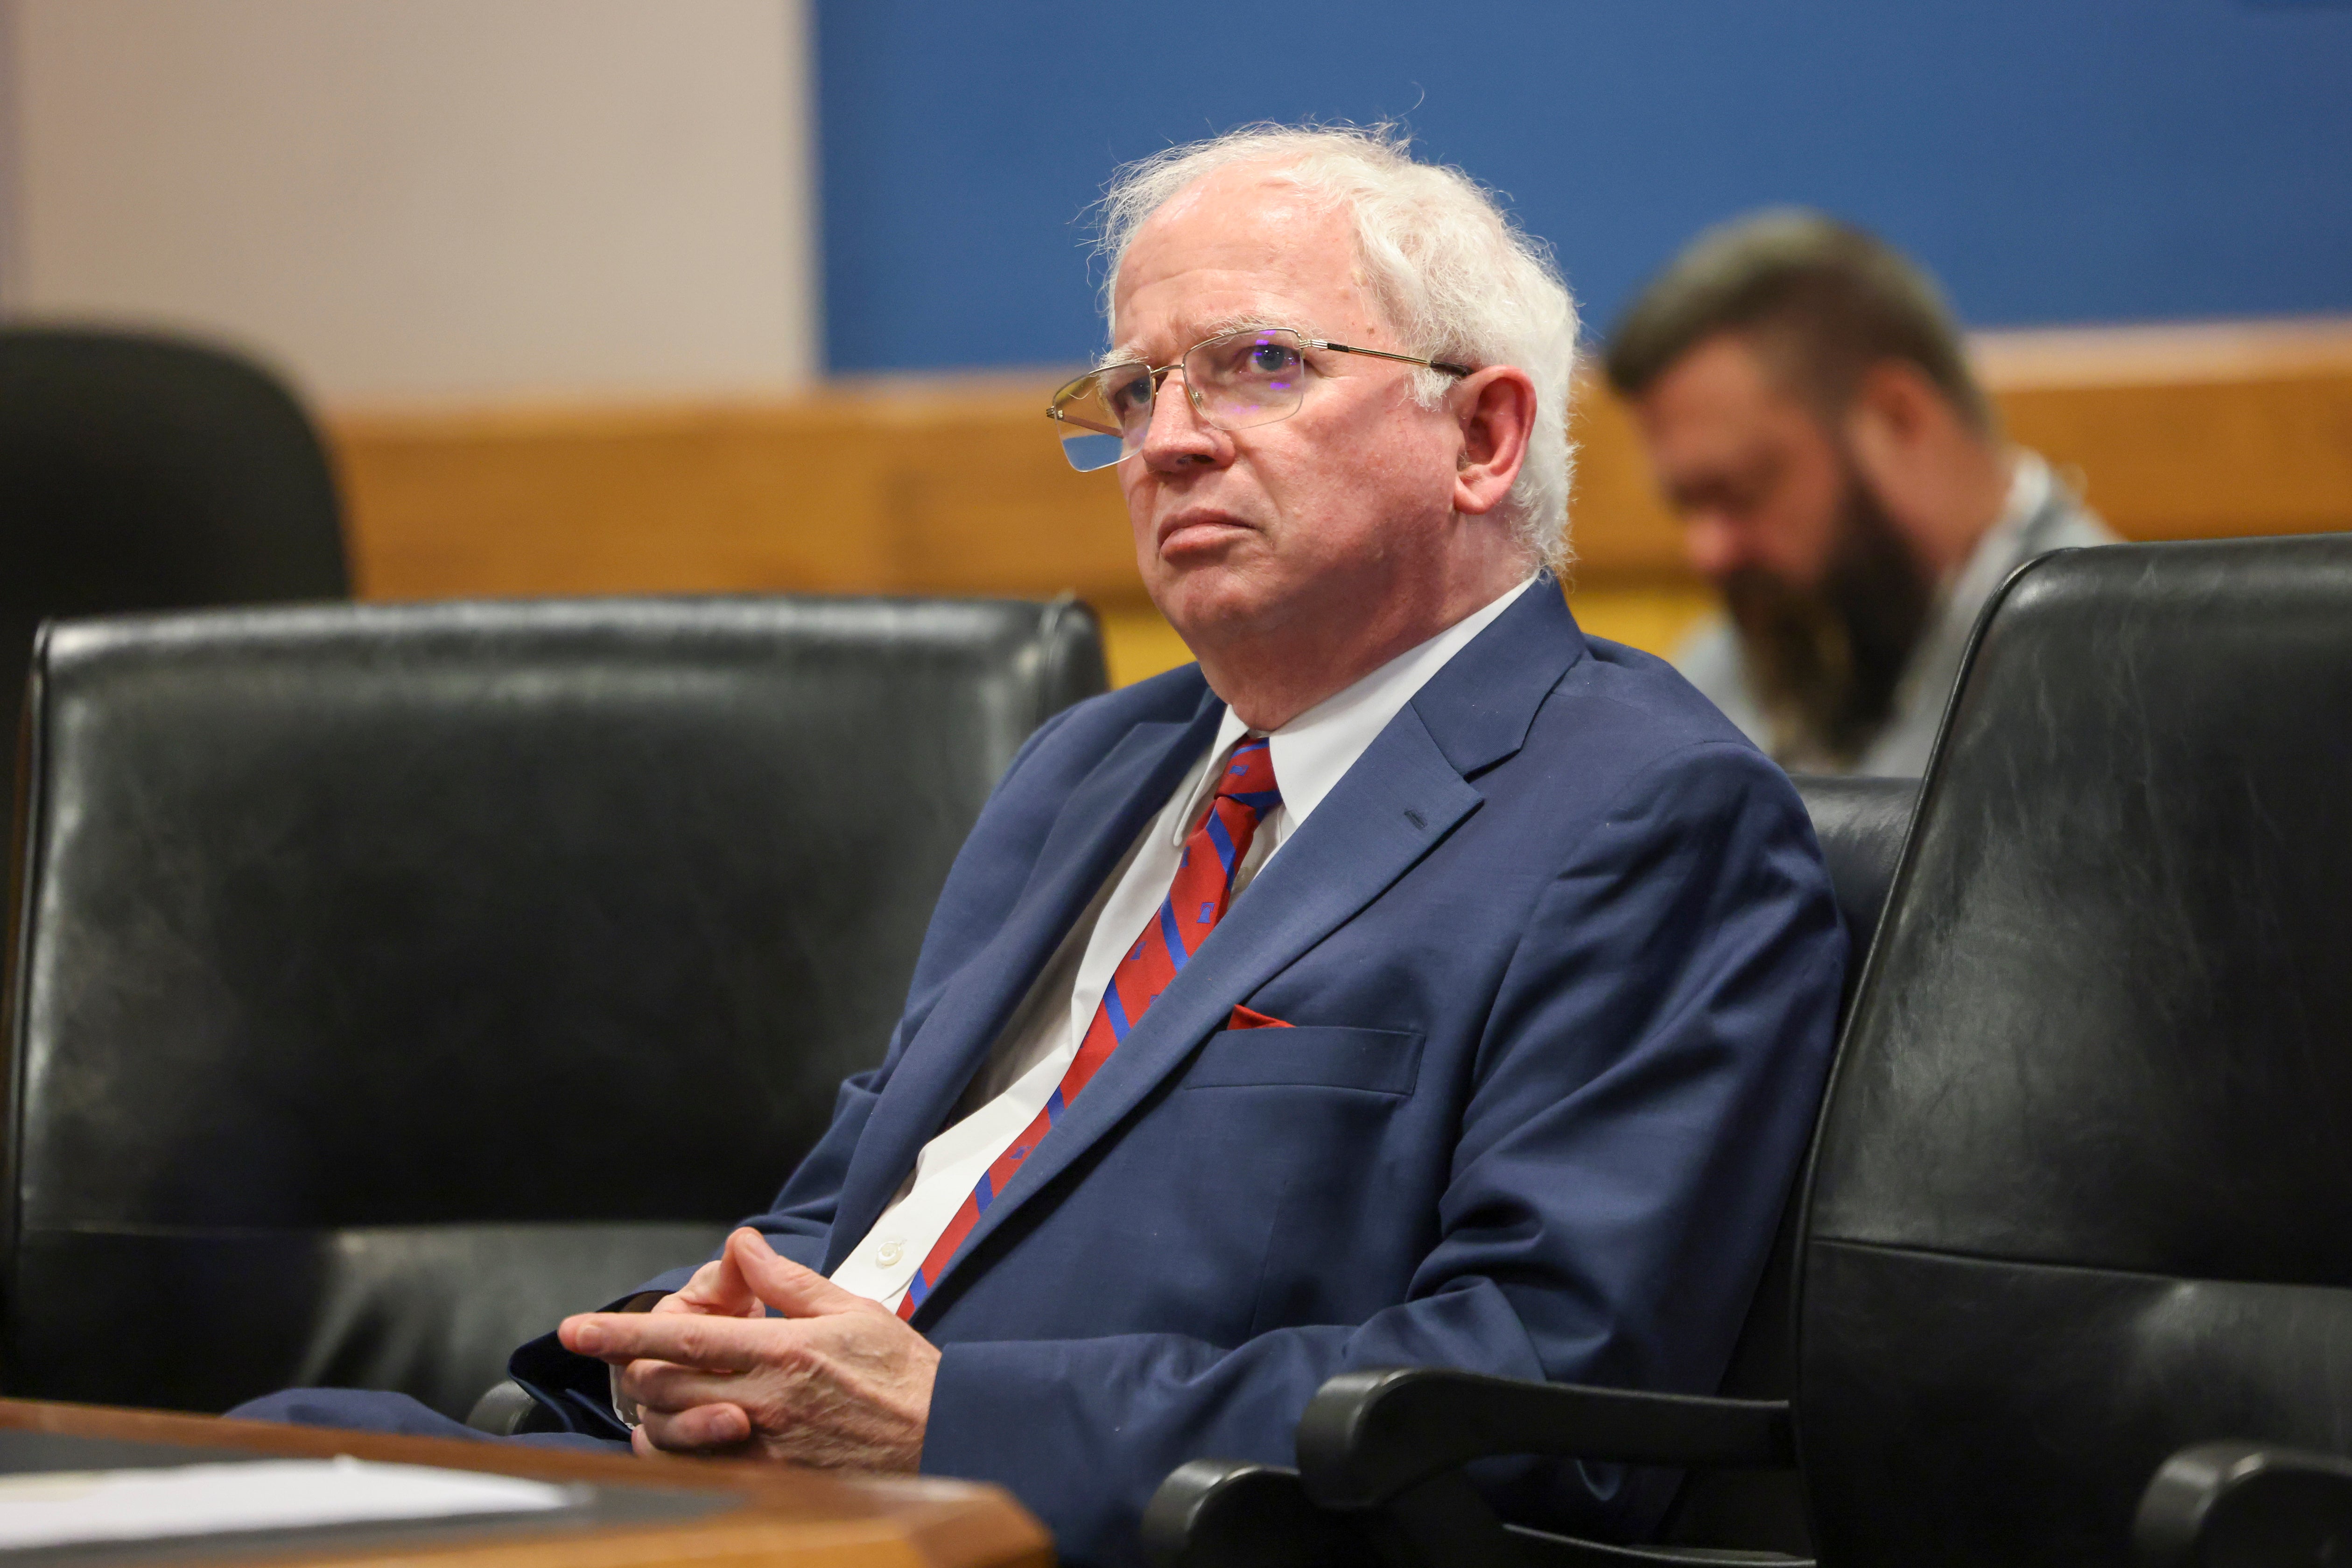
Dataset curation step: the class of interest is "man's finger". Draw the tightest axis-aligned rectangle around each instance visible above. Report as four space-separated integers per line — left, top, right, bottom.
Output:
670 1251 758 1317
638 1401 752 1454
618 1357 752 1415
725 1228 871 1319
558 1308 780 1369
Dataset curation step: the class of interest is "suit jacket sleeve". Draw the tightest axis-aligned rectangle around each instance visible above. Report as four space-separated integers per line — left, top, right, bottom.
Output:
507 702 1096 1421
917 740 1843 1565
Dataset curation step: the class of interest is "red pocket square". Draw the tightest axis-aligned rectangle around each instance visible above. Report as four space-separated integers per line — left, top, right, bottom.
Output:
1227 1004 1292 1030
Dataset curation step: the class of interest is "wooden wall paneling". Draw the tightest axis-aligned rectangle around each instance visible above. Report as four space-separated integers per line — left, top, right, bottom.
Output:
325 319 2352 680
1561 378 1686 584
337 402 886 598
861 382 1137 600
337 379 1148 605
1999 373 2352 540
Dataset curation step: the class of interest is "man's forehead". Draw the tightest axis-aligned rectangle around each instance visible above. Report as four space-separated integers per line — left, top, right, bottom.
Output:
1108 171 1364 359
1105 311 1289 366
1641 333 1829 477
1650 333 1813 428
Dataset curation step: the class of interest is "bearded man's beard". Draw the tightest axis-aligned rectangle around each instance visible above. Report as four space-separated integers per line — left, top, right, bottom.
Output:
1722 468 1938 769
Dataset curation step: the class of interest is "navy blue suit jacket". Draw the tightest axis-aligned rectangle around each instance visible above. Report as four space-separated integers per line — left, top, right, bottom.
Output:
515 585 1843 1565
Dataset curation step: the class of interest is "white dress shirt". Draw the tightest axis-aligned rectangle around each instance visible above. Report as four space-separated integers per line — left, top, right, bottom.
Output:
828 574 1538 1310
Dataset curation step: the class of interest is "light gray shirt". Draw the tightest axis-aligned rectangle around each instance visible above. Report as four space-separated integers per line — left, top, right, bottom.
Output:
1675 450 2116 777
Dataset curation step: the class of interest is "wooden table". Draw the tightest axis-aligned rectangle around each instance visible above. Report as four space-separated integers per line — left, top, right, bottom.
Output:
0 1400 1051 1568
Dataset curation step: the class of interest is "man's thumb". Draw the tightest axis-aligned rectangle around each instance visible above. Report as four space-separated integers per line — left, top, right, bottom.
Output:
726 1227 864 1317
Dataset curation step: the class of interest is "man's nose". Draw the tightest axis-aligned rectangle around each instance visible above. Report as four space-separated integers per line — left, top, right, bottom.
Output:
1681 512 1748 583
1137 372 1227 470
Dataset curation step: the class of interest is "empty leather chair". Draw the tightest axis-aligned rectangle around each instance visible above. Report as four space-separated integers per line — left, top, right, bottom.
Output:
1783 776 1914 1011
1634 773 1917 1558
1152 533 2352 1568
1 594 1104 1419
0 327 347 789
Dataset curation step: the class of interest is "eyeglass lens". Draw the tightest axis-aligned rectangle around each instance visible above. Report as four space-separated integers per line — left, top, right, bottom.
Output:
1049 330 1311 472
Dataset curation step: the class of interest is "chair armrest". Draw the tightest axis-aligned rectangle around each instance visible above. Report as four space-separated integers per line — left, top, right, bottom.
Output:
1141 1459 1370 1568
2135 1441 2352 1568
1295 1367 1794 1511
464 1378 541 1436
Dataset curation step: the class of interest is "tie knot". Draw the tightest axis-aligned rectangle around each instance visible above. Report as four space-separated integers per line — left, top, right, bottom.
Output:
1216 737 1282 813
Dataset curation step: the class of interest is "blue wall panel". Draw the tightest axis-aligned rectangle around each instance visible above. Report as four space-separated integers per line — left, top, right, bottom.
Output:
814 1 2352 373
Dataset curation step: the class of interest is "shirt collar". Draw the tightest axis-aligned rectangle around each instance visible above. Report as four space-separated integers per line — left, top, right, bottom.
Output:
1177 574 1539 844
1942 449 2057 620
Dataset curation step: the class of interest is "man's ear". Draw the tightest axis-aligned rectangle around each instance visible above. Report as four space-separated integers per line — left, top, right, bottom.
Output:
1842 360 1942 497
1452 366 1539 517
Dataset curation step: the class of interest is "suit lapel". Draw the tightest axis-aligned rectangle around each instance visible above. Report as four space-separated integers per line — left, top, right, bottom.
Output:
903 582 1590 1313
822 696 1225 1271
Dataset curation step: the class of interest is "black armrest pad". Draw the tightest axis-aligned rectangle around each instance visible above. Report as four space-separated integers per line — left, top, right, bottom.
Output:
1295 1368 1794 1509
1142 1460 1369 1568
2135 1441 2352 1568
463 1378 543 1436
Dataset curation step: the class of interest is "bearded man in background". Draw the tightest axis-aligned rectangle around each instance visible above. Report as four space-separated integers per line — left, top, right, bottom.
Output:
1608 211 2113 775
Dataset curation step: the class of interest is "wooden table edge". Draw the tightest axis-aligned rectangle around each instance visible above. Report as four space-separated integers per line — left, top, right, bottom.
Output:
0 1399 1052 1568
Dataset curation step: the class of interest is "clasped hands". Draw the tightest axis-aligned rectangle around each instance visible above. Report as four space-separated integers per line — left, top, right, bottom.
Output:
558 1227 939 1472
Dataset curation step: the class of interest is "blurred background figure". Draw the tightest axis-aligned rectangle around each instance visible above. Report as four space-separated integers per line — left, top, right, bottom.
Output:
1607 213 2113 776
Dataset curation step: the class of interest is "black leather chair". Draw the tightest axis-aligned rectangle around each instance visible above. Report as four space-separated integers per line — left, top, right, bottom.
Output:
2135 1443 2352 1568
1150 534 2352 1568
1144 772 1919 1568
0 328 348 806
1636 773 1916 1559
0 594 1103 1419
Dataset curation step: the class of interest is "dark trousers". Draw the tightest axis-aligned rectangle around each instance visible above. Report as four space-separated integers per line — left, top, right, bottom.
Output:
227 1388 627 1454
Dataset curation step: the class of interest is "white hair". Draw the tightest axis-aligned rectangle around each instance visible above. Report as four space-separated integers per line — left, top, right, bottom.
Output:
1096 122 1580 571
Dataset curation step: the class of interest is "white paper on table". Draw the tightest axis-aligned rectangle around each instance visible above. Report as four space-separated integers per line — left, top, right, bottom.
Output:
0 1455 584 1550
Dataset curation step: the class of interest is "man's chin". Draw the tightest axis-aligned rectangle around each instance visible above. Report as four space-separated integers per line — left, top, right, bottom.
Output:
1144 563 1283 650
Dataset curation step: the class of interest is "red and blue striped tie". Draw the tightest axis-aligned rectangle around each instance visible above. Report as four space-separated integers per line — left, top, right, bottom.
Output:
898 737 1282 1318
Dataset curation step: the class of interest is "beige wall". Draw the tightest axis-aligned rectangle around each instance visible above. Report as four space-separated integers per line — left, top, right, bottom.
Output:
0 0 816 404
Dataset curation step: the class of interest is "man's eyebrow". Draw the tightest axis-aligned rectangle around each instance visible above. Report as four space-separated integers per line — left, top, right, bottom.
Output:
1100 316 1299 369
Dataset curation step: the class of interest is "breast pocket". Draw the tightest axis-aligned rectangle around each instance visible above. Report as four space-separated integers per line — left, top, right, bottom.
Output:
1180 1025 1424 1096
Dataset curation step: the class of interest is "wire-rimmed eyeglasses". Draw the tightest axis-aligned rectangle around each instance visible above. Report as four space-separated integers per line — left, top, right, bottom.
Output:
1046 328 1472 473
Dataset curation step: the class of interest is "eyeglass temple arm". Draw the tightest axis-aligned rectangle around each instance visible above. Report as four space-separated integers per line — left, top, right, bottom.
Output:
1310 340 1474 377
1046 407 1122 435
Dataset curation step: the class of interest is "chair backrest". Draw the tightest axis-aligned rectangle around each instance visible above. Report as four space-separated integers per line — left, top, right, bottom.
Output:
0 326 347 754
1 595 1105 1418
1784 776 1919 1012
1797 536 2352 1567
1655 773 1917 1554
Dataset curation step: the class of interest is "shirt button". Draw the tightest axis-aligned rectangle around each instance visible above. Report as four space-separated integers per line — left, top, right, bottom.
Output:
876 1238 905 1267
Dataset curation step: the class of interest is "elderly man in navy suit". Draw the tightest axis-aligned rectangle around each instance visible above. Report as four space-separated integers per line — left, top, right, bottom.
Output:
244 125 1843 1567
